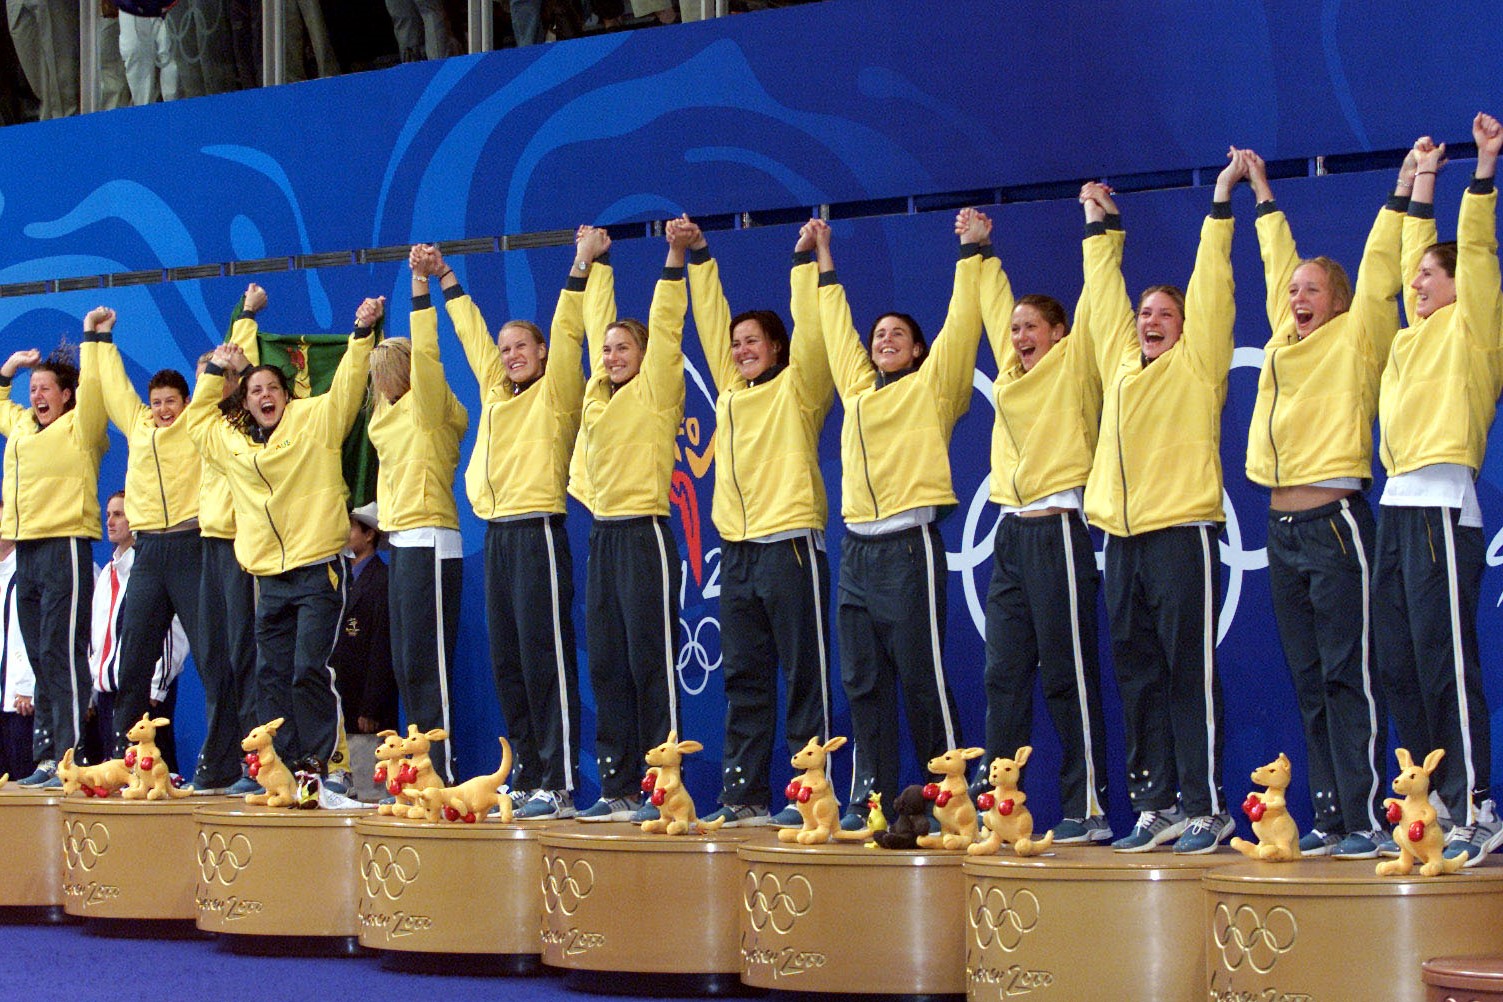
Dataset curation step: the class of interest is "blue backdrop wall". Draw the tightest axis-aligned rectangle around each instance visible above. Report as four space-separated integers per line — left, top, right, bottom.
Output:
1 0 1502 834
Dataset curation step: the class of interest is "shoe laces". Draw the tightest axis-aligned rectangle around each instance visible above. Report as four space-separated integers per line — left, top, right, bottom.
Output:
1185 815 1220 835
1132 810 1162 831
1447 822 1478 845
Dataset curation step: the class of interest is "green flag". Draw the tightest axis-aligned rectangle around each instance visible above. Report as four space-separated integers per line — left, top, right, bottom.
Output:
226 300 381 508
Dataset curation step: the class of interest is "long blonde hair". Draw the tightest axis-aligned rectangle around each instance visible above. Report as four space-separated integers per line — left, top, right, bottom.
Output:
369 337 412 405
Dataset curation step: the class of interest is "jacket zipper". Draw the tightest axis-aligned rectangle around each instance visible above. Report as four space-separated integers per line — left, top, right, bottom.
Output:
1267 351 1281 486
726 391 748 536
251 452 287 571
10 441 18 538
484 404 499 514
997 393 1023 503
1115 373 1131 535
151 427 170 524
854 397 880 519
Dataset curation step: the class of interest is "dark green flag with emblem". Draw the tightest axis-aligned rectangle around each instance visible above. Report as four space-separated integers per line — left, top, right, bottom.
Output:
226 298 381 508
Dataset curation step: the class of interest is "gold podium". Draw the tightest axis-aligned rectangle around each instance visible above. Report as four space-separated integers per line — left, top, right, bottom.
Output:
355 816 550 975
964 847 1236 1002
1205 859 1503 1002
60 797 214 932
540 823 763 995
740 840 968 997
195 805 369 954
0 785 64 922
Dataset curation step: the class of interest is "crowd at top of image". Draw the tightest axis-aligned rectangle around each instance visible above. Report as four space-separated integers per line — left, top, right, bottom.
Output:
0 110 1499 866
0 0 823 126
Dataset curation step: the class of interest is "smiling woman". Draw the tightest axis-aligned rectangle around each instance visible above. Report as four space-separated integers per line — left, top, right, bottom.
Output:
0 321 108 788
423 237 587 816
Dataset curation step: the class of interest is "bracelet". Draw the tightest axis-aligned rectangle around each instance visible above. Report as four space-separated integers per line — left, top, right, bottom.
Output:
1415 170 1437 177
437 268 453 280
414 274 429 282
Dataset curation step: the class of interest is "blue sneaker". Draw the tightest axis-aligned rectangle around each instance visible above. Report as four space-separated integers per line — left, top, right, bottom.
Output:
702 804 771 828
1053 815 1113 844
1377 835 1400 858
630 802 660 824
516 789 576 820
1297 828 1340 856
1112 807 1187 853
839 809 868 832
770 806 803 828
323 770 354 796
18 763 56 787
576 795 642 822
1172 813 1234 854
1330 829 1382 860
1442 800 1503 868
227 776 264 796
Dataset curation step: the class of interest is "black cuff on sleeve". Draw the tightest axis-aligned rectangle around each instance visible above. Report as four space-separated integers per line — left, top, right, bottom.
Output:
689 246 712 266
662 265 686 281
818 271 840 287
957 243 983 260
1083 221 1109 238
203 362 226 377
442 283 466 302
240 308 258 321
565 275 587 293
1470 175 1496 195
1255 199 1280 217
353 325 375 340
82 330 111 344
0 374 11 388
594 250 611 266
412 293 433 311
1386 194 1411 213
980 245 996 260
791 249 814 266
1209 200 1233 220
1105 212 1123 231
1409 200 1435 220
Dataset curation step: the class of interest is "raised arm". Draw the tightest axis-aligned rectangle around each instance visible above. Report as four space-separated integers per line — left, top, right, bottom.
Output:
73 314 110 451
229 284 265 365
923 209 988 426
1345 151 1412 364
86 308 150 433
815 221 878 402
1247 151 1301 334
405 252 457 427
788 219 833 408
1459 112 1502 346
0 349 41 435
1403 137 1444 323
974 210 1016 372
578 226 615 375
183 344 240 469
1080 182 1135 377
681 216 737 393
641 219 691 405
315 298 380 445
426 243 501 399
1179 148 1243 379
546 243 588 410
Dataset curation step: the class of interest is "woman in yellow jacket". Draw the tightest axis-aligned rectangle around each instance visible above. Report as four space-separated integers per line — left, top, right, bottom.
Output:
420 237 588 817
978 200 1110 844
86 307 214 781
1 326 107 786
196 284 265 796
1082 152 1243 854
682 215 835 828
570 224 687 823
1375 115 1503 867
349 245 471 787
1243 150 1407 859
185 296 377 778
816 211 986 829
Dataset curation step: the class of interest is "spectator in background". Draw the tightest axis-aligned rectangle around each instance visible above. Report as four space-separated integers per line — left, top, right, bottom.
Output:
387 0 453 60
87 492 189 770
629 0 676 25
227 0 257 88
117 0 180 105
330 504 398 735
169 0 240 97
0 499 36 781
284 0 338 81
98 2 131 110
5 0 79 119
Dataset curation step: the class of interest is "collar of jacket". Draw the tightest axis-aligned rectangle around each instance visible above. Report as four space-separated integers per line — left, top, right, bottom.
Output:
748 360 788 388
875 365 917 388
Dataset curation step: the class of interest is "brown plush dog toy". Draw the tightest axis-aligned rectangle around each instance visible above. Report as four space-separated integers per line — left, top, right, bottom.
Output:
639 731 725 836
967 746 1054 857
1229 753 1300 862
1376 748 1464 878
121 714 193 800
870 785 932 850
